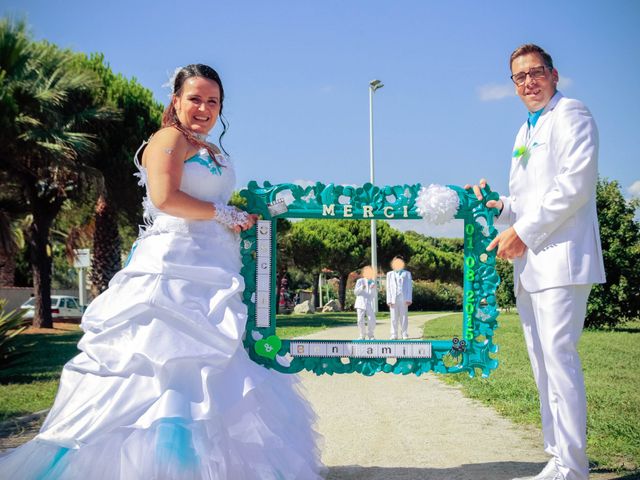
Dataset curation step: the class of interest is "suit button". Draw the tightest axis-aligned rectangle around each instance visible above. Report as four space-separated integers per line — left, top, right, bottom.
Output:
512 196 517 202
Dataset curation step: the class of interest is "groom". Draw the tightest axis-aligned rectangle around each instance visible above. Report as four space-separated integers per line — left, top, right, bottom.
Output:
467 44 605 480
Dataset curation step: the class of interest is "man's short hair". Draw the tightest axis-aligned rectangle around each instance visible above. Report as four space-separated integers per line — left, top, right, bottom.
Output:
510 44 554 71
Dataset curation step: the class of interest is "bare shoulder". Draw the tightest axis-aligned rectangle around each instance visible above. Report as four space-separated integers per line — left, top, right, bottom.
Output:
148 127 189 150
143 127 190 167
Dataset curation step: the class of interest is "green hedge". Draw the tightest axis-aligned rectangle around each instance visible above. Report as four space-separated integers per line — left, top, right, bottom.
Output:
344 280 462 311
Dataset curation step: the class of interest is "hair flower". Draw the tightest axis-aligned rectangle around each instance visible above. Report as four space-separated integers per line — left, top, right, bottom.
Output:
162 66 182 95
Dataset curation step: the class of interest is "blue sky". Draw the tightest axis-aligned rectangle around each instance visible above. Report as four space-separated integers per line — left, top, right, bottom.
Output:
3 0 639 236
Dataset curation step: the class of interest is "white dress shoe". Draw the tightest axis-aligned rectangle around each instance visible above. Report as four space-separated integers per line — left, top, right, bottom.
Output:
512 458 562 480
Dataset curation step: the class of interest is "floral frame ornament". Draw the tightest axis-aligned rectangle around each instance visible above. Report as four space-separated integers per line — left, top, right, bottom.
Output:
239 181 501 378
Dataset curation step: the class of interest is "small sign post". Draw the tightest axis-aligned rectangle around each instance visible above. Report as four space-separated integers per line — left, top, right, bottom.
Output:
73 249 90 307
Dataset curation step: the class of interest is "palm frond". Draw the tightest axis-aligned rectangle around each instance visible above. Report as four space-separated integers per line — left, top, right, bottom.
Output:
57 131 99 155
32 139 77 160
0 18 31 80
33 85 67 108
14 113 42 129
0 299 32 369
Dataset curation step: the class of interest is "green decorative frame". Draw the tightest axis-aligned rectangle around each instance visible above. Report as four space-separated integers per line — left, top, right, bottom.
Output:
239 181 501 377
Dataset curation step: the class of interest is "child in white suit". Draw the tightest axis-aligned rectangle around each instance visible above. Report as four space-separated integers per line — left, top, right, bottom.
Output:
354 266 377 340
386 256 413 339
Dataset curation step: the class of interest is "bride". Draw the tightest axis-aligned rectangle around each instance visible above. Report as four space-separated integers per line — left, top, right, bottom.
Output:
0 64 325 480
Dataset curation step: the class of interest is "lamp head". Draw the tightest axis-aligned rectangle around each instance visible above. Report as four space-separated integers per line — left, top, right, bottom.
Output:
369 79 384 91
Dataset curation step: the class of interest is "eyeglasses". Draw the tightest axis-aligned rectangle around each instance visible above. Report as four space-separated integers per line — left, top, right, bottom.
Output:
510 66 548 86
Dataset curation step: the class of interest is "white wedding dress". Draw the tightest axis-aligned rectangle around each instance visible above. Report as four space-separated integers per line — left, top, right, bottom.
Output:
0 145 325 480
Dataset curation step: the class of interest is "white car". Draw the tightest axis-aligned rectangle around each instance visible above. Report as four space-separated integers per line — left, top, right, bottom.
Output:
21 295 84 321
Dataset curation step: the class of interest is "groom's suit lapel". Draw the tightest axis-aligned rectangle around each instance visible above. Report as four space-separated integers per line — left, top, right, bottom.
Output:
528 91 563 144
512 91 563 174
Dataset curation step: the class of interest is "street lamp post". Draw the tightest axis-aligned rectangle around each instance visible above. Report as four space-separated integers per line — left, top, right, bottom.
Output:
369 79 383 309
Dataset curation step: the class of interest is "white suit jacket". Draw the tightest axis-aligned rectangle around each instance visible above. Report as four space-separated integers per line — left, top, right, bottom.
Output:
497 92 606 293
385 270 413 303
354 278 377 310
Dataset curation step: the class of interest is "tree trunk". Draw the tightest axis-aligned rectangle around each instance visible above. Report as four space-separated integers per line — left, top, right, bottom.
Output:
90 194 121 297
0 246 17 286
338 272 349 311
312 272 320 309
28 207 55 329
0 212 18 287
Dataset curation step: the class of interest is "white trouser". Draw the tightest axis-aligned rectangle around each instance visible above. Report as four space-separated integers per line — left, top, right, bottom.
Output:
517 284 592 480
356 307 376 337
389 297 408 338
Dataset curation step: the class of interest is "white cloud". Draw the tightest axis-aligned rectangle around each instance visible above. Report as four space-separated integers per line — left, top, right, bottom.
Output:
477 83 515 102
628 180 640 197
558 76 573 90
319 85 335 93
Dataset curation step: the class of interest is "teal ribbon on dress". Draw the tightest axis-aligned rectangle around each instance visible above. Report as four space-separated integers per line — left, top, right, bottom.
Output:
124 241 138 267
36 447 70 479
185 151 223 176
155 417 200 469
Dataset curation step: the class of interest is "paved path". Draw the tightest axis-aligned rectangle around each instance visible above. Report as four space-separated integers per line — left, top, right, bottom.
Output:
298 313 617 479
297 311 445 342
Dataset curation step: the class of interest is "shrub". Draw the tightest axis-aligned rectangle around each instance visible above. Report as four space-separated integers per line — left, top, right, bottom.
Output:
344 289 356 311
0 299 31 369
586 179 640 328
495 259 516 311
376 280 462 311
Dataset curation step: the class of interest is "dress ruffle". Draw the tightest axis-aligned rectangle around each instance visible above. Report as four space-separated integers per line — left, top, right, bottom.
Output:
0 224 325 479
0 376 324 480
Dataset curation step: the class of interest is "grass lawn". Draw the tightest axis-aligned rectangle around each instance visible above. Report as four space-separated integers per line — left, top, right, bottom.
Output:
0 324 83 422
424 313 640 473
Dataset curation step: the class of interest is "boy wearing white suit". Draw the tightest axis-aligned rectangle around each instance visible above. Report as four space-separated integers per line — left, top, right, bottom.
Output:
354 274 377 340
386 256 413 339
469 44 605 480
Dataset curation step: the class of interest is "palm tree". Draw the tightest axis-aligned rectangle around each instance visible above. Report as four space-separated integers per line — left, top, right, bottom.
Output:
84 55 162 295
0 207 27 287
0 19 115 327
89 193 122 296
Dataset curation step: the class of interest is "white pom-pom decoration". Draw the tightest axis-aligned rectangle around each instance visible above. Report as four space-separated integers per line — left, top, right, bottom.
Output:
415 184 460 225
